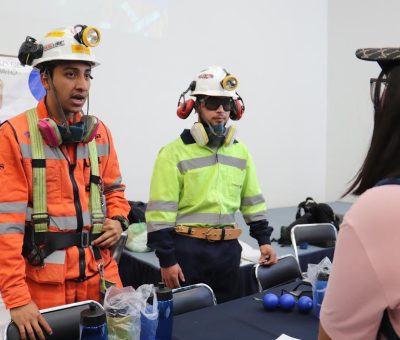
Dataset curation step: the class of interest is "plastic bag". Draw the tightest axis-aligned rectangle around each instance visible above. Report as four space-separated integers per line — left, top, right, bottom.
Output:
140 292 158 340
306 256 332 288
126 222 151 253
104 284 155 340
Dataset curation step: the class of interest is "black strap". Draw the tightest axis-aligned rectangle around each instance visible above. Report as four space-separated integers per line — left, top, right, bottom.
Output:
24 227 102 261
31 159 46 168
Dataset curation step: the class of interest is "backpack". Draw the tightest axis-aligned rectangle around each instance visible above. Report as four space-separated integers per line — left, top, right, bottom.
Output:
127 201 147 224
278 197 340 246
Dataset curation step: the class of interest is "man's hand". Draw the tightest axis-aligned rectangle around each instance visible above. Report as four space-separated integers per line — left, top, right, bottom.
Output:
10 302 52 340
258 244 278 265
92 218 123 249
161 263 185 289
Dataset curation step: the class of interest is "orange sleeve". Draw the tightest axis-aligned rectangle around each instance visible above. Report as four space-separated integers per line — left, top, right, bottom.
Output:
99 122 130 219
0 121 31 308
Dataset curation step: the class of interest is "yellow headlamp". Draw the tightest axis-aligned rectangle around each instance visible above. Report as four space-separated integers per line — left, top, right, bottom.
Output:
74 25 101 47
221 74 239 91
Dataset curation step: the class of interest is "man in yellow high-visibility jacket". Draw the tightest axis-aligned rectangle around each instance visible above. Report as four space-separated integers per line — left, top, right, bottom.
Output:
146 66 277 303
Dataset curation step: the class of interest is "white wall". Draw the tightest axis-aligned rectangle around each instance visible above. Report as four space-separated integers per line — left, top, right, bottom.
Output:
0 0 328 208
326 0 400 202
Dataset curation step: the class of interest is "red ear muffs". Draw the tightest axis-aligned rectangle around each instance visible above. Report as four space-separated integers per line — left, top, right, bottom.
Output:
177 99 195 119
230 99 245 120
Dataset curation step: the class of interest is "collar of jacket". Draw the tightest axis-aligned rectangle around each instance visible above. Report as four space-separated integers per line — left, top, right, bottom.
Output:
180 129 238 145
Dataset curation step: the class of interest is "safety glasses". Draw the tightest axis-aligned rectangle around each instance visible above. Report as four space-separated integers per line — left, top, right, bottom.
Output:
370 75 388 106
201 96 232 111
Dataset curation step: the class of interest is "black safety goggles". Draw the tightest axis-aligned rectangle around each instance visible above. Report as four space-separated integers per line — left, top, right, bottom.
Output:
201 96 232 111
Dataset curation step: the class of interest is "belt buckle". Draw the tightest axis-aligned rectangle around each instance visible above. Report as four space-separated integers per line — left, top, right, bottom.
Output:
81 230 90 248
205 227 222 242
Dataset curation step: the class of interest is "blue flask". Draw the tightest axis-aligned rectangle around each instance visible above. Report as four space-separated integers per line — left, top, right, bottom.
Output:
155 282 173 340
79 302 107 340
313 267 329 319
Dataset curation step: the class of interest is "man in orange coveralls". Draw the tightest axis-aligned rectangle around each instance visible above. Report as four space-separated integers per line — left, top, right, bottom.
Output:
0 25 130 340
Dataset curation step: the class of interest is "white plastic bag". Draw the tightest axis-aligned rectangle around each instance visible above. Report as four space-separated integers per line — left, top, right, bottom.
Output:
126 222 151 253
306 256 332 288
140 289 158 340
104 284 154 340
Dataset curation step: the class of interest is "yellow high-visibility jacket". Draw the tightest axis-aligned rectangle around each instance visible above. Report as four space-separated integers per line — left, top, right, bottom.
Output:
146 130 271 267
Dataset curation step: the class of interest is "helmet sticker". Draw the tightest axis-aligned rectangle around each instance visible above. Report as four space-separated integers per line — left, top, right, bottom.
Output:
45 31 65 38
198 73 214 79
71 45 90 55
43 40 65 52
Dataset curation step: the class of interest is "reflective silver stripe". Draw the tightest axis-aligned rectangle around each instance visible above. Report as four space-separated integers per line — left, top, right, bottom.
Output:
77 145 89 159
218 155 247 170
147 201 178 212
104 186 125 194
176 213 235 225
97 144 109 157
0 202 26 213
44 250 65 264
104 177 123 193
241 194 265 206
147 221 175 232
20 143 65 160
177 155 216 174
26 208 91 230
242 210 268 223
177 154 246 174
0 223 24 234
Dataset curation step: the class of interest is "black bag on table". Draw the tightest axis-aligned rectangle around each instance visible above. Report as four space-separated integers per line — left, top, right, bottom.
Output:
278 197 340 246
127 201 147 224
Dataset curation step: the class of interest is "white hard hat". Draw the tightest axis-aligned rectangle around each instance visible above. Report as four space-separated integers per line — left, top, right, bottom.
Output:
190 65 239 98
31 25 100 68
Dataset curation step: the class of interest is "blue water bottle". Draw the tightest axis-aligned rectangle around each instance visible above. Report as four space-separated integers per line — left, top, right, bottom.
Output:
313 267 329 319
79 302 107 340
155 282 173 340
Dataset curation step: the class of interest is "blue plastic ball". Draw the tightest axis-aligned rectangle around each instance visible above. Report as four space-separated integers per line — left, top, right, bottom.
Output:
262 293 279 310
297 296 313 313
279 294 296 311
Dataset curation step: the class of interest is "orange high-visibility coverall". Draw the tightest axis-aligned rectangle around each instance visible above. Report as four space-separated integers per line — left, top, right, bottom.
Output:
0 99 130 309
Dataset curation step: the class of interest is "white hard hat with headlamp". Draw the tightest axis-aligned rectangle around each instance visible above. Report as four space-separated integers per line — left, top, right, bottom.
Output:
18 25 101 69
190 65 239 98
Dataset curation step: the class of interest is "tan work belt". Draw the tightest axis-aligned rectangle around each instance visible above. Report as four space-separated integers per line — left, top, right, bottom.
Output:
175 225 242 241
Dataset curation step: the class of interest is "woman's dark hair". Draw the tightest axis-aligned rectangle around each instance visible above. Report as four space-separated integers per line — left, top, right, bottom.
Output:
345 64 400 196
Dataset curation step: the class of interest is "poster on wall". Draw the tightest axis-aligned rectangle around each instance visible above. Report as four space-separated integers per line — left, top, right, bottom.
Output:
0 54 45 123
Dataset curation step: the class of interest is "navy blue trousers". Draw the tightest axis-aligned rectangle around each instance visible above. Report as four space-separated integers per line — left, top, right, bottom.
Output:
174 234 242 303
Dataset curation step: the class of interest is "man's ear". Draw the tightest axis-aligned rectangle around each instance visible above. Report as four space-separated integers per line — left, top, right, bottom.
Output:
40 72 50 91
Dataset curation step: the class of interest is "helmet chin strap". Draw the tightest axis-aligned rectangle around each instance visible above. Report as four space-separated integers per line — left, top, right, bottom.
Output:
46 69 90 129
46 69 71 133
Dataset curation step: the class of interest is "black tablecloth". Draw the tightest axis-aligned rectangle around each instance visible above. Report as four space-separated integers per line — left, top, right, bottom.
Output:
172 280 318 340
119 251 259 297
118 245 334 297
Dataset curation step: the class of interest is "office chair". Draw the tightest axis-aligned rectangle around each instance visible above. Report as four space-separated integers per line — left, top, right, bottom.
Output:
4 300 103 340
254 254 302 293
111 230 128 264
172 283 217 316
290 223 337 266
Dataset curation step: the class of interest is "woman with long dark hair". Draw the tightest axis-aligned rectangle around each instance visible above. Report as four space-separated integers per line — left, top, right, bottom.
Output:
319 49 400 339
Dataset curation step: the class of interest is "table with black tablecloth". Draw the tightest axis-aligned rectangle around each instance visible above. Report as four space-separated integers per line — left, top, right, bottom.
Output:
172 280 318 340
119 202 349 296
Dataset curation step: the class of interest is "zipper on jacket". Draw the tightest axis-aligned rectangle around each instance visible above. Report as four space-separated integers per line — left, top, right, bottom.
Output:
68 158 86 281
215 148 223 225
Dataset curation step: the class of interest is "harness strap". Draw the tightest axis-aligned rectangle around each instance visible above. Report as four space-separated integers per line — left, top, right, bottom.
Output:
88 140 104 234
26 109 48 233
25 109 104 265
